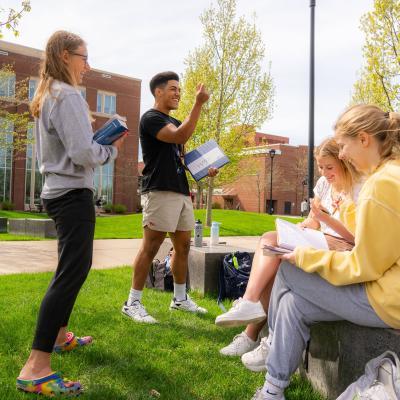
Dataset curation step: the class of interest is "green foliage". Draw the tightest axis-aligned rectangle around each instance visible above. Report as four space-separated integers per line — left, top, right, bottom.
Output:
352 0 400 110
174 0 274 224
103 203 113 213
0 200 14 210
0 269 325 399
112 203 127 214
0 64 32 153
0 1 31 38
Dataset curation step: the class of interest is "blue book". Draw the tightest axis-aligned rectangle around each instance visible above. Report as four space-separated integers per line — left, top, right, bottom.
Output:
93 117 128 145
184 139 230 181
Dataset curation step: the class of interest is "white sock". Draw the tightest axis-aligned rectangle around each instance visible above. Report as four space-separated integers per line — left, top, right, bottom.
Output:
174 283 186 301
128 288 142 305
262 381 284 400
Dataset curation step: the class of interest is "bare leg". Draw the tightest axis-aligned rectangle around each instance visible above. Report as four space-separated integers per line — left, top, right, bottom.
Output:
168 230 191 284
243 231 280 303
132 227 167 290
18 350 52 380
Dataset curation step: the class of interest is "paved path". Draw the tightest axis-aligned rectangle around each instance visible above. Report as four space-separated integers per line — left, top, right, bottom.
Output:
0 237 259 275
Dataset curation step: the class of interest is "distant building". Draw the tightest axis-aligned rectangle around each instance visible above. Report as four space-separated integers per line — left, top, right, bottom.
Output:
213 133 310 215
0 40 140 212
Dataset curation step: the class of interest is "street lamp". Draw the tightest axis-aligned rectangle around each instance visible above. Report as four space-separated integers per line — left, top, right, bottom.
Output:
308 0 316 199
268 149 276 215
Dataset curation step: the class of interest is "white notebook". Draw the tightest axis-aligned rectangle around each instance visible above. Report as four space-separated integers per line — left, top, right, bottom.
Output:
275 218 328 251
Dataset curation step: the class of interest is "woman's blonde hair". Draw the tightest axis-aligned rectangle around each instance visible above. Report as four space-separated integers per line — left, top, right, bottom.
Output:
334 104 400 162
315 137 361 198
30 31 85 117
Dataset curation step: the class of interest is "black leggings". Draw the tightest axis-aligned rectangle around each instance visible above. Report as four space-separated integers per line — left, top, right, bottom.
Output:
32 189 95 353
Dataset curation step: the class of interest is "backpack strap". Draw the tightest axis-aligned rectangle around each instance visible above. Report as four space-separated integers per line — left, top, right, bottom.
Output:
217 257 227 312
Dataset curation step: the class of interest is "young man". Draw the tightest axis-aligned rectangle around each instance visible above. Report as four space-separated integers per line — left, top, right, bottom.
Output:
300 199 308 217
122 71 216 323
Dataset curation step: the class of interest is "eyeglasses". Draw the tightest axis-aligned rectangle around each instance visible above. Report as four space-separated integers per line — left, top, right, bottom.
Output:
70 52 89 64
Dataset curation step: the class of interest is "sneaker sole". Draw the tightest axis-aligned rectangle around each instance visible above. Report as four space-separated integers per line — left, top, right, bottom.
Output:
169 306 207 314
242 361 267 372
215 314 266 327
121 307 157 324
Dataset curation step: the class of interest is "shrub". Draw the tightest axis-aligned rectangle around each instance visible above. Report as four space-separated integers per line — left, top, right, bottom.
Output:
212 202 222 209
0 200 15 210
112 203 127 214
103 203 113 213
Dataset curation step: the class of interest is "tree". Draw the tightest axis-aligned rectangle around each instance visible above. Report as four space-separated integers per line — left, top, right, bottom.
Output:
175 0 274 225
352 0 400 110
0 64 30 153
0 1 31 38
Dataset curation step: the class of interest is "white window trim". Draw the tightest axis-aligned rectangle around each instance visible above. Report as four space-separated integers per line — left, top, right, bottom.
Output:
97 90 117 115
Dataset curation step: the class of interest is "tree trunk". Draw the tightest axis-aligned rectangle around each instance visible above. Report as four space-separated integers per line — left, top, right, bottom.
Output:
205 177 214 227
195 182 202 209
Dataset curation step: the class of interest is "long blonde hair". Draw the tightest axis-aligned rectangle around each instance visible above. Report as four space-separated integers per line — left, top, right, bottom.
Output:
30 31 85 117
334 104 400 163
315 137 361 198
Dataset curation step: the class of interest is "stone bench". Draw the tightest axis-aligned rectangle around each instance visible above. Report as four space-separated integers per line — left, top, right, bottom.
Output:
0 217 7 233
154 239 255 295
9 218 57 238
299 321 400 399
188 243 254 295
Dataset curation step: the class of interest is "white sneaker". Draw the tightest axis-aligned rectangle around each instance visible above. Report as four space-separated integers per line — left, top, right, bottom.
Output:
169 294 207 314
215 298 266 327
241 337 270 372
121 301 157 324
251 387 285 400
219 331 260 357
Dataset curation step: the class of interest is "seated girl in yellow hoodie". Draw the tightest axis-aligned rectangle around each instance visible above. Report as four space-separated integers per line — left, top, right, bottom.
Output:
251 104 400 400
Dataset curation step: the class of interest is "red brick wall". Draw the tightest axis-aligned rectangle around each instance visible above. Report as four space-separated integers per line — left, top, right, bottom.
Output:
214 145 311 215
0 43 140 212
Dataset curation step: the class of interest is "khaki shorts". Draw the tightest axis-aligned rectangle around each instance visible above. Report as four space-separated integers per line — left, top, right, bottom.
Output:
142 191 195 232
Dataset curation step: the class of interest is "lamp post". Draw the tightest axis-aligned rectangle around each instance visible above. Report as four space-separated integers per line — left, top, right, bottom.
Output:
268 149 276 215
308 0 316 199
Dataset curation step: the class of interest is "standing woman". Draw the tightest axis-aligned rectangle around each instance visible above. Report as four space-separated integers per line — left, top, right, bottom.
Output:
251 104 400 400
17 31 125 397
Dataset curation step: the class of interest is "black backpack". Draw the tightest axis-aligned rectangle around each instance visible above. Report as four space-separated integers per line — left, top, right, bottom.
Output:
145 256 173 291
217 251 252 311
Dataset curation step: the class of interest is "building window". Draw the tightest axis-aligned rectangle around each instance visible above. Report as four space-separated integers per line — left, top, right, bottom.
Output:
0 120 13 202
28 78 38 101
97 91 116 115
94 161 114 204
25 125 44 206
0 73 16 98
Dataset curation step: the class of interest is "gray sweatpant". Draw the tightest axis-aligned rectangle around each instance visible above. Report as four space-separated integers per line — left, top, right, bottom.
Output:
266 261 389 389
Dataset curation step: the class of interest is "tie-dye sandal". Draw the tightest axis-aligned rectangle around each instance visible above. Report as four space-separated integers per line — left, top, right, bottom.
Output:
53 332 93 353
16 372 82 397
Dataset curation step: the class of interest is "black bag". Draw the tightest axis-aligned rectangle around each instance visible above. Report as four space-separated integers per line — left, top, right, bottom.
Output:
217 251 252 311
145 256 173 291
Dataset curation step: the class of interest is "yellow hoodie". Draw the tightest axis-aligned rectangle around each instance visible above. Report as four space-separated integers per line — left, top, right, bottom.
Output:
295 159 400 328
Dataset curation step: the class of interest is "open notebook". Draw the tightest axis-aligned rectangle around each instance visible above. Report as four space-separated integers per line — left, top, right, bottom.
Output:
263 218 328 256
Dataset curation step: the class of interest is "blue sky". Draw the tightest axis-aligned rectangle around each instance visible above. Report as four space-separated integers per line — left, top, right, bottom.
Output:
1 0 374 146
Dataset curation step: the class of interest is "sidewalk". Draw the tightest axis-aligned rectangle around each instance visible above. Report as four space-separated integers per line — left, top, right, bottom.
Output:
0 236 259 275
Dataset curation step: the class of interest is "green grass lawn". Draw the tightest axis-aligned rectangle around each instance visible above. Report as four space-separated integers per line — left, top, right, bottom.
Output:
94 210 301 239
0 210 302 241
0 268 324 400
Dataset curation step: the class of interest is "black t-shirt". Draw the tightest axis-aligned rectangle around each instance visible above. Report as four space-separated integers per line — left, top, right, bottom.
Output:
140 109 190 195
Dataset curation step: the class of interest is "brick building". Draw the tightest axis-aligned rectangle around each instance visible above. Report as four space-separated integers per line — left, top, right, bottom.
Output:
0 40 140 212
213 133 310 216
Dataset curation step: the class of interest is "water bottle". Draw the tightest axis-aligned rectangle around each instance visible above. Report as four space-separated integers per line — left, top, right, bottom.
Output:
194 219 203 247
210 221 221 246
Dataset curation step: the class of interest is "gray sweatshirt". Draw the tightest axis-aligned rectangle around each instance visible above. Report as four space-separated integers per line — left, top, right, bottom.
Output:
35 80 117 199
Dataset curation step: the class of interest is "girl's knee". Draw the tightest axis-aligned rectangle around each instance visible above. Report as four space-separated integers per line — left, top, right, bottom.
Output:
260 231 278 246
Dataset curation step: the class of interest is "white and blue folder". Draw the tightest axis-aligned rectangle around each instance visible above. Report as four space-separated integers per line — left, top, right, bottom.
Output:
184 139 230 181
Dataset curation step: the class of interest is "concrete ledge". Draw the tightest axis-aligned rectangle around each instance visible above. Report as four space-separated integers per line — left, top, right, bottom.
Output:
188 244 254 295
9 218 57 238
299 321 400 399
0 217 7 233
